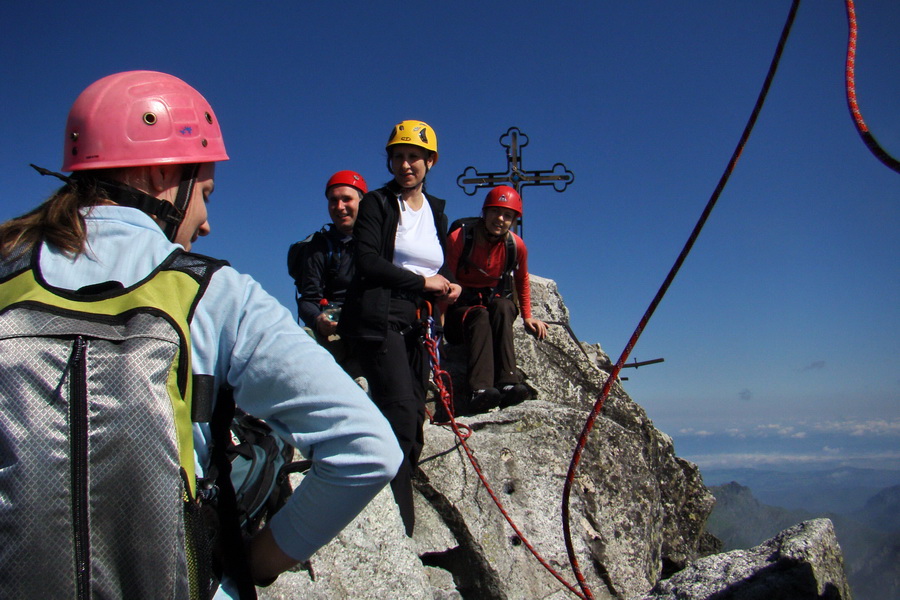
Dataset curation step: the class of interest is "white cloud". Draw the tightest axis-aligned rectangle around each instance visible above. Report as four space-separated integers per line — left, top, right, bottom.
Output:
686 450 900 469
753 424 802 437
675 418 900 439
812 419 900 436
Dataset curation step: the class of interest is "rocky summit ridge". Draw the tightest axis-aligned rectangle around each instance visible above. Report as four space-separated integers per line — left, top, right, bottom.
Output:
260 275 853 600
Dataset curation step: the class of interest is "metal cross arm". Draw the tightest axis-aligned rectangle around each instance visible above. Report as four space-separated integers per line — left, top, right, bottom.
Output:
456 127 575 197
457 162 574 194
456 127 574 237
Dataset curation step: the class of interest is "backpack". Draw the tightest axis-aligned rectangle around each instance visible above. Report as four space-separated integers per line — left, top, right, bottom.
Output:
226 412 306 534
202 389 310 599
288 226 347 322
0 246 227 599
449 216 518 303
287 226 337 291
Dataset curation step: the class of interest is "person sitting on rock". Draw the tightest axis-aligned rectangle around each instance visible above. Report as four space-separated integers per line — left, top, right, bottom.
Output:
445 185 547 414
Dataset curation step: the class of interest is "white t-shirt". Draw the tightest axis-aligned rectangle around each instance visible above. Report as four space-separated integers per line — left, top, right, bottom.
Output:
392 197 443 277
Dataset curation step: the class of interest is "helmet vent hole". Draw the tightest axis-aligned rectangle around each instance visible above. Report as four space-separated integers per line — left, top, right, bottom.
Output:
205 112 213 124
201 139 208 148
142 112 157 126
70 132 79 142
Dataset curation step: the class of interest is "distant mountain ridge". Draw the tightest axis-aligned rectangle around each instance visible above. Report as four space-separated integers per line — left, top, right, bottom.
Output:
702 466 900 514
854 483 900 532
705 481 812 550
707 480 900 600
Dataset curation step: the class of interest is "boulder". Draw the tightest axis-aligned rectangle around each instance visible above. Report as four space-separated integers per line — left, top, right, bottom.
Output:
259 275 846 599
644 519 853 600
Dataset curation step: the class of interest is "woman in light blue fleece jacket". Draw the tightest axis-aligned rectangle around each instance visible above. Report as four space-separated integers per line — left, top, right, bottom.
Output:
0 71 401 597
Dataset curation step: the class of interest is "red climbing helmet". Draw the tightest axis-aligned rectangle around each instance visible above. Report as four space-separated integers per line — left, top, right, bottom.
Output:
62 70 229 171
482 185 522 217
325 170 368 197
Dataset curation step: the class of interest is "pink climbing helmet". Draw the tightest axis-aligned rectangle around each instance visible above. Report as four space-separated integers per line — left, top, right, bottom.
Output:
62 70 229 171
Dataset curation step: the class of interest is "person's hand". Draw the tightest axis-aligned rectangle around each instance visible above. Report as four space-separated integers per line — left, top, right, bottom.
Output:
315 312 338 336
445 283 462 304
422 274 451 296
249 525 298 586
524 317 548 340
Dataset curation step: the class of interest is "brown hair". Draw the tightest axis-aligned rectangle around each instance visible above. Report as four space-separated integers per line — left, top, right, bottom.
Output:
0 174 116 259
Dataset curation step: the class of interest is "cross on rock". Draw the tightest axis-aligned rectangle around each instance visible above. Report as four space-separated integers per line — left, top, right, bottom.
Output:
456 127 574 237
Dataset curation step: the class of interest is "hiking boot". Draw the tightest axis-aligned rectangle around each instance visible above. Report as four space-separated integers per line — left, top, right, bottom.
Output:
499 383 529 408
468 387 501 414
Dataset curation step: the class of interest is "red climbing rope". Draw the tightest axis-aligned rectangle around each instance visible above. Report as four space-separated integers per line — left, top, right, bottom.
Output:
420 304 470 440
559 2 802 598
844 0 900 174
421 3 895 598
419 302 589 599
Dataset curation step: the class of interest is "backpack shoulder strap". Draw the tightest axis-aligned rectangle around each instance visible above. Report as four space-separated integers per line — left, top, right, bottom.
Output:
460 222 477 271
163 250 228 424
207 386 258 600
320 226 336 266
503 232 517 275
480 233 519 304
165 250 228 322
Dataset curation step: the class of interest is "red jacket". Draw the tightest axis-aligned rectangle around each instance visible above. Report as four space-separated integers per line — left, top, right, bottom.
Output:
446 226 533 319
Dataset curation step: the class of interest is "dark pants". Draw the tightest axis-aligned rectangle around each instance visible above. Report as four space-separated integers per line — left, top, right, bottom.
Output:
357 299 427 536
316 333 364 381
446 297 519 392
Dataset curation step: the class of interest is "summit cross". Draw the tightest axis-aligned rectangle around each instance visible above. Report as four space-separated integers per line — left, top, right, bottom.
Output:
456 126 574 237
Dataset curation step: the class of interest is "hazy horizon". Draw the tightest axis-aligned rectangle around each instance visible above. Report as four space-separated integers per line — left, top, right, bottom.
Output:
648 407 900 473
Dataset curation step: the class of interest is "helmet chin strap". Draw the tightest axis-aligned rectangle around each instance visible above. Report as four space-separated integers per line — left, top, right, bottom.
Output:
162 164 199 242
31 163 197 243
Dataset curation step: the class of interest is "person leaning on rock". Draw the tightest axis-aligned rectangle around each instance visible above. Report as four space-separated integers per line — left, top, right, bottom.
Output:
289 170 367 380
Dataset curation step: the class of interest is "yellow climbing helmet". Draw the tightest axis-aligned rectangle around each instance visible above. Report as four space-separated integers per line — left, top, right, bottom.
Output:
386 120 438 164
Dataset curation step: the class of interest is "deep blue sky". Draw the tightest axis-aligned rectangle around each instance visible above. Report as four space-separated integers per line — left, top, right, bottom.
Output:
2 1 897 470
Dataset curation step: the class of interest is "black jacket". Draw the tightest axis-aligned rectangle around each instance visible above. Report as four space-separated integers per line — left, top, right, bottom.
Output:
339 182 455 341
294 225 354 329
